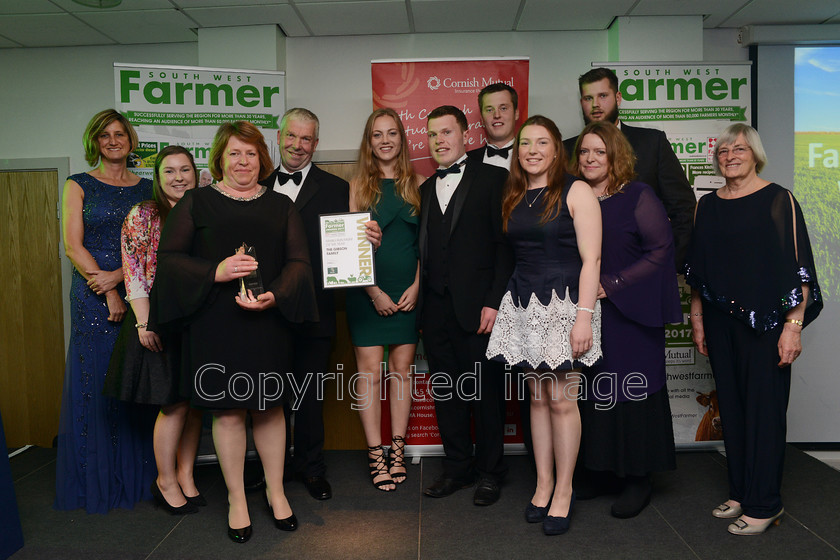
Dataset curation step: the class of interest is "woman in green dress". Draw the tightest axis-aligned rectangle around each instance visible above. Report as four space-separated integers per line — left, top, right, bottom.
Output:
346 108 423 491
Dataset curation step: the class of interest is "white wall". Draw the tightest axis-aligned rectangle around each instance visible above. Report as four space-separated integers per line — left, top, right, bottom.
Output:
284 30 607 158
0 42 198 175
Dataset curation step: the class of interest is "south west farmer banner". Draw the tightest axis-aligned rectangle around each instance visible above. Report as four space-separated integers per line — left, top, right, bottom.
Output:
609 61 752 197
609 61 752 446
371 58 529 177
114 63 286 180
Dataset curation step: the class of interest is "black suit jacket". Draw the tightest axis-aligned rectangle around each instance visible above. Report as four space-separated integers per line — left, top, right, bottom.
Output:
260 164 349 338
564 123 695 268
418 159 514 333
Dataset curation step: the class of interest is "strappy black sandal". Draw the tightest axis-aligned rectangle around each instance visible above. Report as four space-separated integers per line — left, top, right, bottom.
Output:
390 435 407 484
368 445 394 491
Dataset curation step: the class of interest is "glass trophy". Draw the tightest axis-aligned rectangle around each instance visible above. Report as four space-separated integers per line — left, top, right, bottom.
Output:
238 243 264 299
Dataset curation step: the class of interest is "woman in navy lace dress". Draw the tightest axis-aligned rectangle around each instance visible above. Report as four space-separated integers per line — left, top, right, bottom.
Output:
55 109 155 513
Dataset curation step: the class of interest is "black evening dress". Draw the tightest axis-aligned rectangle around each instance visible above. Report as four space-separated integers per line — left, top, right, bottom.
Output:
486 174 602 370
684 183 822 518
151 186 318 410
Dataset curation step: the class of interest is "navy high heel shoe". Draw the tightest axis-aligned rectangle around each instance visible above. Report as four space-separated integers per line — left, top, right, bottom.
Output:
525 500 550 523
543 492 575 535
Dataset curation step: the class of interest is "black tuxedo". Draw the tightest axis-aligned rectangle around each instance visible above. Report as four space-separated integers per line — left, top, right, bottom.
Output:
564 122 695 268
418 159 514 482
467 145 512 169
260 164 349 478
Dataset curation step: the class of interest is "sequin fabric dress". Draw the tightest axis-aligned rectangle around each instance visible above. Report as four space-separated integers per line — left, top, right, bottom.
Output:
55 173 156 513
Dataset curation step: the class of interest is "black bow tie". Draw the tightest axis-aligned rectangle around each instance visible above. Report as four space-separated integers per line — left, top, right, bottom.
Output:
486 145 511 158
278 171 302 185
435 162 463 179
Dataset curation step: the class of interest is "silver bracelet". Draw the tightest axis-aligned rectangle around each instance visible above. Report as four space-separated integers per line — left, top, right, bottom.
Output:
578 306 595 314
371 291 384 304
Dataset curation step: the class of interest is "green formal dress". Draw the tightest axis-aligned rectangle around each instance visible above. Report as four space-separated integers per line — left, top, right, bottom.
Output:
346 179 419 346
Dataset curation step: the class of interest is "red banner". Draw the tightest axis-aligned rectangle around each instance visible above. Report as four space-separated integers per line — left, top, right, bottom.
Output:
371 58 530 177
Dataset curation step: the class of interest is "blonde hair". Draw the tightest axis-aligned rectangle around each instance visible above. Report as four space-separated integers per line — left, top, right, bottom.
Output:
352 108 420 215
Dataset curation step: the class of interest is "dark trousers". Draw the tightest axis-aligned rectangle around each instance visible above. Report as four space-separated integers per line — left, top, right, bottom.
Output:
284 333 332 478
704 305 791 518
422 290 507 483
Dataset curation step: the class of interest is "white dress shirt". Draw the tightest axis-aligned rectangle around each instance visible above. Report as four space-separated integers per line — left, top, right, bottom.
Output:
436 156 467 213
482 139 514 170
272 161 312 202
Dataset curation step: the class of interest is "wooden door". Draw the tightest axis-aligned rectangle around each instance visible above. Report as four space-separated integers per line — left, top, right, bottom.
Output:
0 170 65 447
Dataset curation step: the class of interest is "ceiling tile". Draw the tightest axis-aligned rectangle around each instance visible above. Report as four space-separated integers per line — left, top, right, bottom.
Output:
0 34 23 47
629 0 747 28
722 0 840 27
518 0 635 31
172 0 290 6
0 13 115 47
412 0 519 33
50 0 174 11
75 9 197 44
185 5 308 36
298 1 409 35
0 0 64 14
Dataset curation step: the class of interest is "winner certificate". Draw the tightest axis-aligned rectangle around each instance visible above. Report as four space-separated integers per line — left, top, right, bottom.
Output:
318 212 376 289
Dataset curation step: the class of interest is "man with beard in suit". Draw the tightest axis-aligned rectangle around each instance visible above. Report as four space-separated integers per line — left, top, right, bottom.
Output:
467 83 520 170
563 67 695 268
251 107 380 501
419 105 514 506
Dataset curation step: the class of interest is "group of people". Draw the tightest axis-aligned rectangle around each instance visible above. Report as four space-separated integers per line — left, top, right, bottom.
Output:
54 67 822 543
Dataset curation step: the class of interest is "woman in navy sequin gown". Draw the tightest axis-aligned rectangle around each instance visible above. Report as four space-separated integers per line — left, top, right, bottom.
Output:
55 109 155 513
685 124 822 535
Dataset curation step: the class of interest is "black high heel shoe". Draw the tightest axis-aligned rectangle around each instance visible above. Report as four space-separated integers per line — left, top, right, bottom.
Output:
390 436 407 484
185 493 207 507
150 482 198 515
543 492 575 536
265 492 298 531
227 525 252 544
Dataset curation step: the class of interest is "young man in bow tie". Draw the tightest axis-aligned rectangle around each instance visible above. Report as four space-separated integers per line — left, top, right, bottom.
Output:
467 83 520 170
418 105 513 506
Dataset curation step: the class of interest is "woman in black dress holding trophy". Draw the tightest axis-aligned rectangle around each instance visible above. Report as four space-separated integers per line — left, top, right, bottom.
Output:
152 121 317 543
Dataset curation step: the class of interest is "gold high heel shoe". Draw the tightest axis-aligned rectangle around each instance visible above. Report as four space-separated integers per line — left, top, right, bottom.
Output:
727 509 784 535
712 502 742 519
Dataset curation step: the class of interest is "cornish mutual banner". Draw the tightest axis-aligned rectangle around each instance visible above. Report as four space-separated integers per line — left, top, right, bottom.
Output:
371 57 529 177
371 58 529 453
114 62 286 180
605 61 752 446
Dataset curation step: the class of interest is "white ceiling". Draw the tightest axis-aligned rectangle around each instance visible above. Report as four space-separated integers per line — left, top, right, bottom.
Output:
0 0 838 48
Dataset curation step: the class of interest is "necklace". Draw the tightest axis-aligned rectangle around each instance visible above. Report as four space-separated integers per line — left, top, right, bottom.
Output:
212 183 266 201
596 182 626 202
525 187 547 207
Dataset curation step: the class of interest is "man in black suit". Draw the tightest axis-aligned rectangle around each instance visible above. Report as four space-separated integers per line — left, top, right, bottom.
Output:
467 83 520 170
563 67 695 268
419 106 514 506
256 108 379 501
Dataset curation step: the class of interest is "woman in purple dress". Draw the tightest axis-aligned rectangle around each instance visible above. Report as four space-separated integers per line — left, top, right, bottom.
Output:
572 121 682 518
